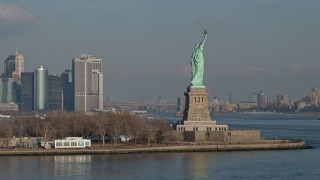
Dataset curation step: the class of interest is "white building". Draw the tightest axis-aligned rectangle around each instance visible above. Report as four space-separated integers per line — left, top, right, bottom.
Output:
238 101 257 110
54 137 91 148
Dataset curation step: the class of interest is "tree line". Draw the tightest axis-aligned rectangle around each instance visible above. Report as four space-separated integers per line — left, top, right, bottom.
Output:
0 112 176 147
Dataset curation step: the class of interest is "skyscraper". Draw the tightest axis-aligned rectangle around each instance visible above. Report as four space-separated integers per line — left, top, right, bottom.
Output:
4 49 24 84
72 54 103 112
0 78 18 103
34 66 48 111
61 69 73 111
20 72 34 112
48 75 63 110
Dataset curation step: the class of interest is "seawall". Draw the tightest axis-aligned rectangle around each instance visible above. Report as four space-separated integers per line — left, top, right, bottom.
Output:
0 141 308 156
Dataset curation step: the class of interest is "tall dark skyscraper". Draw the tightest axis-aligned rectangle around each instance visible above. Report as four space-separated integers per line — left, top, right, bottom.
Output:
72 54 103 112
61 69 73 111
48 75 63 110
20 72 34 112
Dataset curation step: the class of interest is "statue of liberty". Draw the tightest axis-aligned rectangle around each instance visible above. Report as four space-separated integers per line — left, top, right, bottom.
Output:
190 29 208 87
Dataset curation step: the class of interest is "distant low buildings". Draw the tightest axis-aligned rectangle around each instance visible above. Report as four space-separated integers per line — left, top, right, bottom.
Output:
238 101 257 110
211 97 220 112
257 91 268 108
310 88 320 105
221 101 237 112
210 97 237 113
297 102 306 110
276 92 289 106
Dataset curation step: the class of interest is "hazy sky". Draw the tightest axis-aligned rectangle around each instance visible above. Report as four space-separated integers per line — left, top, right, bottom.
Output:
1 0 320 103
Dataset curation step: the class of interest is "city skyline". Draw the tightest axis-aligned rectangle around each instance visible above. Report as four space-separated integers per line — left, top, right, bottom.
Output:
1 1 320 103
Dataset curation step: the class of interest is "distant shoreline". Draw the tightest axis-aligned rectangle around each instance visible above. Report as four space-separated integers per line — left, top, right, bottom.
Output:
213 112 320 116
0 140 308 156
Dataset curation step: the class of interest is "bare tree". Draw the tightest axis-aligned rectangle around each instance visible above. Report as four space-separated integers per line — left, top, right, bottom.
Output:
0 120 14 138
92 113 108 147
69 112 83 137
107 113 124 146
39 118 55 147
125 115 143 144
20 116 40 138
76 113 93 138
33 116 40 137
142 118 158 146
153 118 172 143
55 115 70 139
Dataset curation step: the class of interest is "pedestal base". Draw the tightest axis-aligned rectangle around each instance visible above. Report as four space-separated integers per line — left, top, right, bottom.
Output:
177 121 228 131
176 87 229 142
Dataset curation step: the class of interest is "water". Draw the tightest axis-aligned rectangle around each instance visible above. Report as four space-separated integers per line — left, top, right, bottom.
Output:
0 114 319 180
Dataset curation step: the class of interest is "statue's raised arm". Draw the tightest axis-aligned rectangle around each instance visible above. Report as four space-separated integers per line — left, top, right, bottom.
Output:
199 29 208 49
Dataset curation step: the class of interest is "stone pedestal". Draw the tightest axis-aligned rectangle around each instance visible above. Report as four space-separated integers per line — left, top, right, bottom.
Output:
176 87 228 141
183 87 211 121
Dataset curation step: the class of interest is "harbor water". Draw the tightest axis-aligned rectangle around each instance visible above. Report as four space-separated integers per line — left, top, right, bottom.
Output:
0 114 319 180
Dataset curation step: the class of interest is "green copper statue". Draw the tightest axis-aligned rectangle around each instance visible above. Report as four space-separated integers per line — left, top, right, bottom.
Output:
190 29 208 88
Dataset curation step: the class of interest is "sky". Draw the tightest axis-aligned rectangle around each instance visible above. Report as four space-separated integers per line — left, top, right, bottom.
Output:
0 0 320 103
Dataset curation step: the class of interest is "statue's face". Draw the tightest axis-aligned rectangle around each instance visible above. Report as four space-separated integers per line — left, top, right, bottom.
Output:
195 43 200 48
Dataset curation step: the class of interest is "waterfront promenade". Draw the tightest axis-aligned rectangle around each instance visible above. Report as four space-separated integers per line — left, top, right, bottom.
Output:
0 140 307 156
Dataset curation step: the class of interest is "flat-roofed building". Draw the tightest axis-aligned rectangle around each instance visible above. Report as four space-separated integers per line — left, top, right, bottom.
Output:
72 54 103 112
20 72 34 111
0 78 18 103
238 101 257 110
61 69 73 111
48 75 63 110
54 137 91 148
